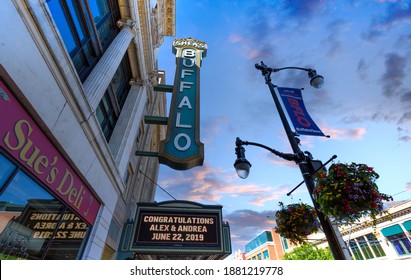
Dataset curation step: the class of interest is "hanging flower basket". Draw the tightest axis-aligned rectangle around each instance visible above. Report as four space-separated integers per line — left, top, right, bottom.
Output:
274 201 319 245
313 162 393 224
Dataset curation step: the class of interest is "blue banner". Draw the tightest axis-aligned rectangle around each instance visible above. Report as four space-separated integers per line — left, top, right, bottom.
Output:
277 87 325 137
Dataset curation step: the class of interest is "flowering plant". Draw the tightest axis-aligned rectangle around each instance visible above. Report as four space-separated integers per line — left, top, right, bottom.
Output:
274 201 319 245
313 162 393 224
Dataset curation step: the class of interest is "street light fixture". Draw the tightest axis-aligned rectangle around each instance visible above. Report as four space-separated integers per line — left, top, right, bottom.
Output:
254 64 325 89
234 137 303 179
234 61 351 260
234 143 251 179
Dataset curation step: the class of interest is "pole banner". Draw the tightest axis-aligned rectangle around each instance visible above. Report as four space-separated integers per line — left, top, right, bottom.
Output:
277 87 325 137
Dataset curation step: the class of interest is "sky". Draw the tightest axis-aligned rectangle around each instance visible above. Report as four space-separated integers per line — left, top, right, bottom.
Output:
153 0 411 257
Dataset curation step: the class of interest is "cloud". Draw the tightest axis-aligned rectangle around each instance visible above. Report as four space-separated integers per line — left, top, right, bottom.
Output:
201 115 230 144
323 19 349 58
228 34 242 43
231 0 328 63
398 111 411 125
400 91 411 104
361 29 384 42
377 0 411 30
357 58 369 81
399 136 411 142
224 209 277 250
363 0 411 36
321 126 367 140
268 156 299 168
158 163 291 208
281 0 327 21
397 114 411 141
363 0 411 42
380 53 407 97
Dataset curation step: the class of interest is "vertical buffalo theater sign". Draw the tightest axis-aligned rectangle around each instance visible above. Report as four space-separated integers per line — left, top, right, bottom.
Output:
277 87 326 137
159 38 207 170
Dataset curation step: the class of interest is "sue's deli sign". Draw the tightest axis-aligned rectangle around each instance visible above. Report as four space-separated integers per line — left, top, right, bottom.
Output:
158 38 207 170
0 78 100 225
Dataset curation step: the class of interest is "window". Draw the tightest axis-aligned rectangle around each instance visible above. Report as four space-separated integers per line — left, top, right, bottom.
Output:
95 55 132 141
112 57 132 109
0 153 90 260
365 233 385 258
48 1 133 143
386 233 411 256
348 240 363 260
280 236 289 251
47 0 120 81
356 236 374 259
382 224 411 256
348 234 386 260
96 92 118 140
88 0 120 51
263 250 269 259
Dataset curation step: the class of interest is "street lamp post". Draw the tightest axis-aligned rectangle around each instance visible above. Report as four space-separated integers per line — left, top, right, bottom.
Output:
234 61 350 260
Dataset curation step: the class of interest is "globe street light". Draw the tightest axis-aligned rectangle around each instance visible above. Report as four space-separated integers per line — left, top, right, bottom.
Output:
234 61 351 260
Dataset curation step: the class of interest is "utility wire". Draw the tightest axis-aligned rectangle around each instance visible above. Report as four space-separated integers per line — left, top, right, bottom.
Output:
392 188 411 197
139 170 177 200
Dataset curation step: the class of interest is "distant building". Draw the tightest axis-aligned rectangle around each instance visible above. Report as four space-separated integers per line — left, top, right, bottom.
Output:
244 229 286 260
242 199 411 260
233 249 246 260
305 199 411 260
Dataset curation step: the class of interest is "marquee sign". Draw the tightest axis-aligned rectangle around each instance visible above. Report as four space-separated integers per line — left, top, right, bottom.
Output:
116 200 232 257
158 38 207 170
277 87 326 137
134 210 220 247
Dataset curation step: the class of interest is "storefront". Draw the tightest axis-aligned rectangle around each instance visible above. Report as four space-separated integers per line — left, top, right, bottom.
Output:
0 71 101 259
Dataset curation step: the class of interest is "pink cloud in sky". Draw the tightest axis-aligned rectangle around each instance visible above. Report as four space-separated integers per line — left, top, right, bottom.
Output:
249 193 283 207
228 34 243 43
160 162 294 208
322 126 367 140
228 33 271 60
161 164 272 203
268 156 301 167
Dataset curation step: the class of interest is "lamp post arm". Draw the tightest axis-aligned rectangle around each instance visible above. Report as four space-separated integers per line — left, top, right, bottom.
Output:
236 138 302 163
272 66 314 73
255 61 314 76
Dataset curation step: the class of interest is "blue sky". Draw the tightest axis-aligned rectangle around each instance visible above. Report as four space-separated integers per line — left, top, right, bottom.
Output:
154 0 411 256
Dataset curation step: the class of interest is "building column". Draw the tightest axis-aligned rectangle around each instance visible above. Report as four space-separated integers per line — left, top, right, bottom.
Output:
83 20 137 111
108 80 149 176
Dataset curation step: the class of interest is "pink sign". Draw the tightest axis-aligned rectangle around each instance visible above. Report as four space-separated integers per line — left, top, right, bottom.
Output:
0 81 100 225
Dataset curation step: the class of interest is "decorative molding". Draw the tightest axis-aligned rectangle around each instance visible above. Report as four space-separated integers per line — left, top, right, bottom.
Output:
116 19 138 28
116 19 138 37
163 0 176 36
137 0 150 74
129 79 151 87
340 207 411 235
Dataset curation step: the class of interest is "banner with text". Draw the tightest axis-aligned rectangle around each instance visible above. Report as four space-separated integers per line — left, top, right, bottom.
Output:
277 87 325 137
116 201 231 259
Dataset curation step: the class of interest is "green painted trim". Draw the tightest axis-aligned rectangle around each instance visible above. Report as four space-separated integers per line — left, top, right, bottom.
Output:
381 224 403 237
154 84 173 92
403 220 411 231
144 116 168 125
135 151 159 157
